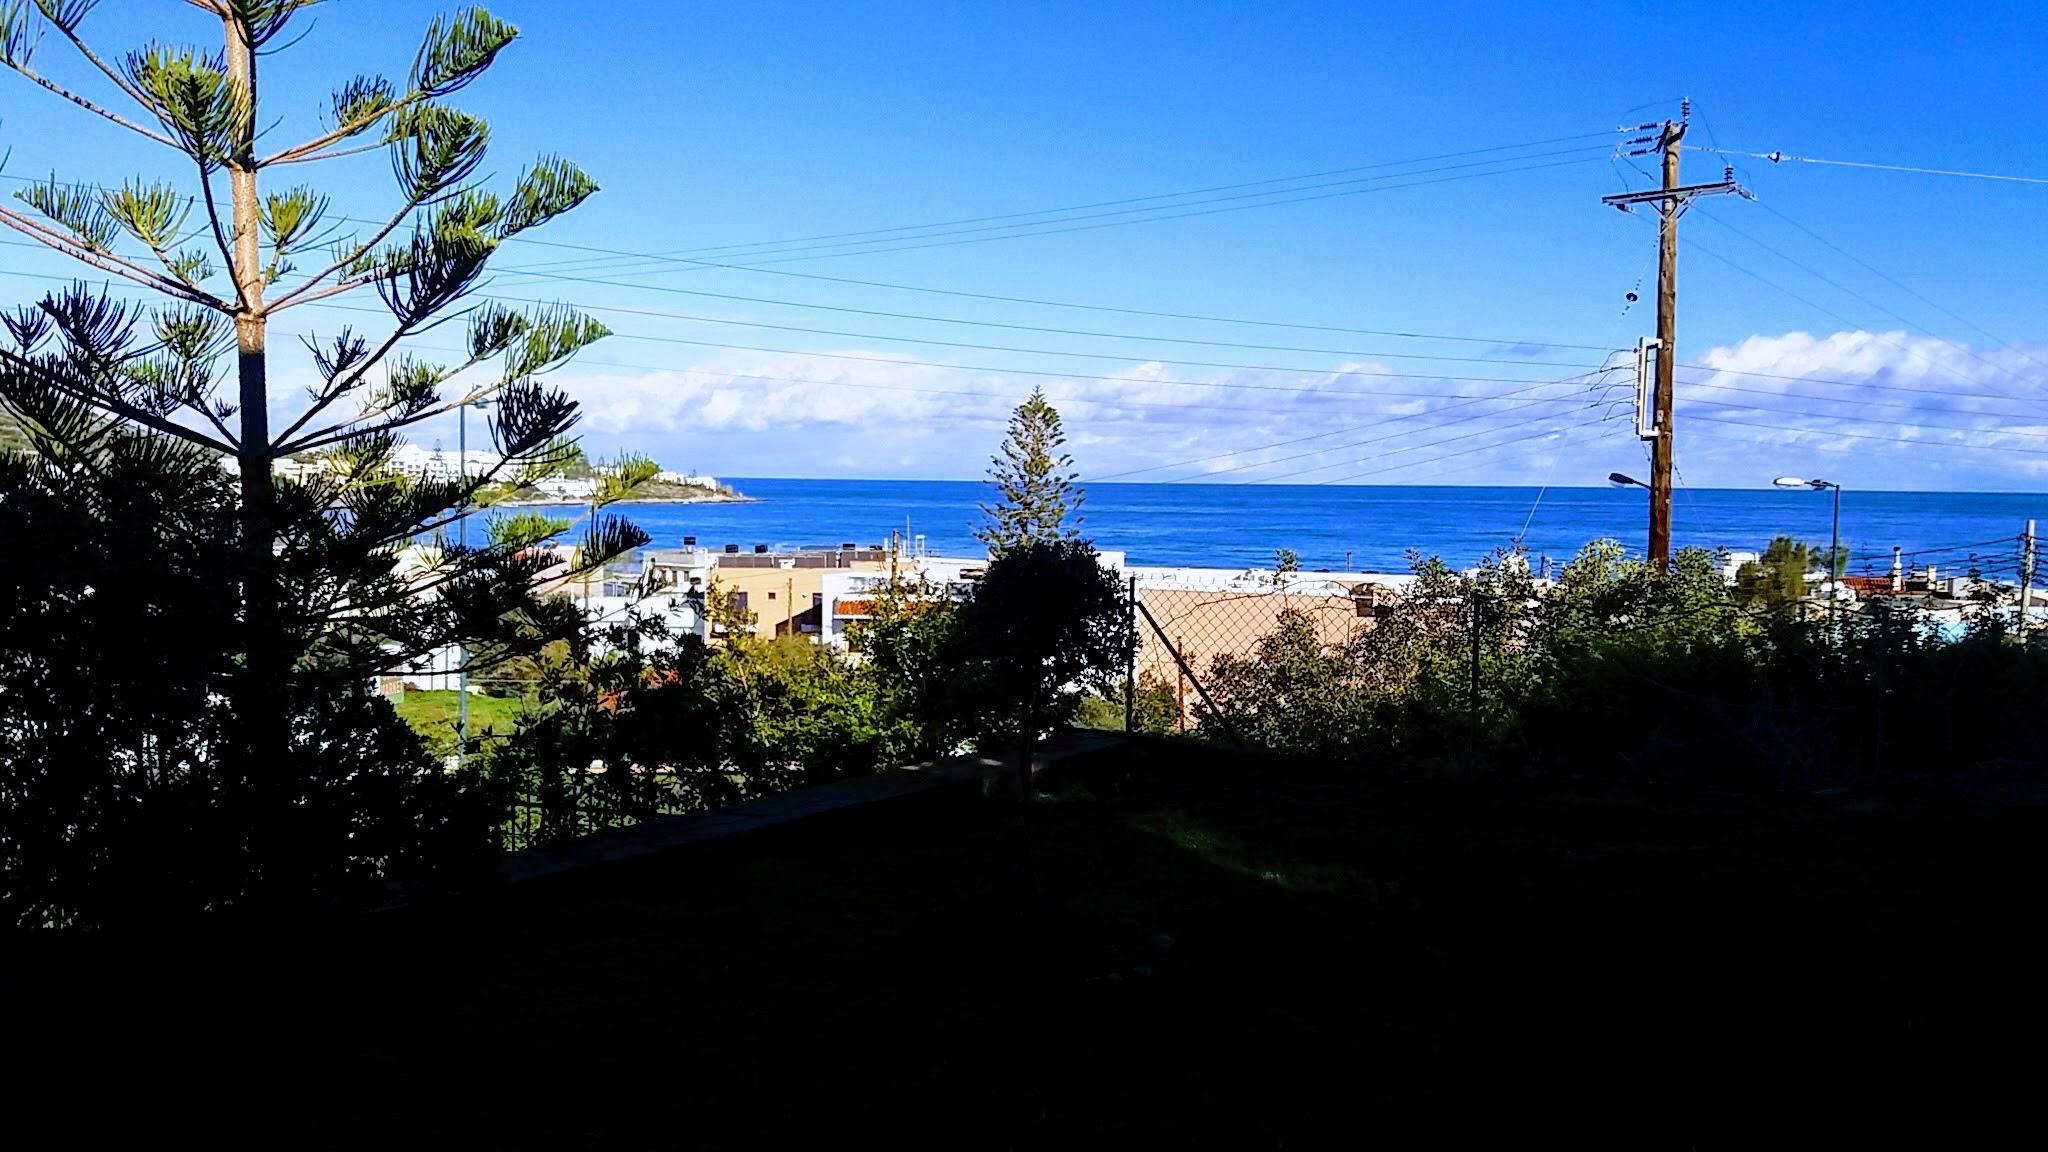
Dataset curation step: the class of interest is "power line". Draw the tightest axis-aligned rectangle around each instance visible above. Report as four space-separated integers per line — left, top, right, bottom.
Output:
1672 359 2041 404
1682 411 2048 456
268 325 1617 424
1089 376 1597 481
1749 198 2040 364
513 132 1620 272
411 275 1618 367
1676 371 2048 422
1195 384 1624 484
1681 395 2048 442
1354 418 1630 490
1106 370 1625 484
13 199 2041 420
1676 232 2048 409
1311 413 1626 486
12 259 2048 452
500 245 1627 353
0 238 1624 368
450 303 1612 376
6 254 2041 423
0 264 1638 400
1690 206 2043 397
4 229 2035 410
508 144 1617 273
509 154 1614 272
0 228 1625 355
1690 147 2048 187
352 258 2048 406
9 137 2040 428
1245 384 1629 485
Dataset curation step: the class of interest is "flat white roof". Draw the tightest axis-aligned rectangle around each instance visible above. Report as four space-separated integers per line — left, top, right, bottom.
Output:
1125 566 1417 594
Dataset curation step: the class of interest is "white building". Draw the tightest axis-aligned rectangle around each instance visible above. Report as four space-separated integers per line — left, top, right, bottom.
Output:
389 443 503 481
1720 551 1760 584
574 591 710 650
273 454 340 482
816 554 994 651
530 475 599 499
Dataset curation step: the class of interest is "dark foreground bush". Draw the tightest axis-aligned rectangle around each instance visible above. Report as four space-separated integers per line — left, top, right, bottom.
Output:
1197 541 2048 790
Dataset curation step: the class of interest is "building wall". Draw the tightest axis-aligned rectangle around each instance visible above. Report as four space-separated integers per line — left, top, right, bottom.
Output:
818 557 993 650
1134 587 1373 691
1128 570 1409 727
711 566 860 642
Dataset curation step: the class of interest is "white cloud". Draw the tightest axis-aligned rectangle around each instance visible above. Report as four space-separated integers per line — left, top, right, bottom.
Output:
1677 330 2048 487
541 330 2048 488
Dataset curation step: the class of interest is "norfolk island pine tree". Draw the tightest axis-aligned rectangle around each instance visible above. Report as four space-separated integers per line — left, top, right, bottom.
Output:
0 2 656 898
975 386 1083 555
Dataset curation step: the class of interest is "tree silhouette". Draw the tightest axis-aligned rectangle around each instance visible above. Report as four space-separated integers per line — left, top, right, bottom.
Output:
962 539 1133 796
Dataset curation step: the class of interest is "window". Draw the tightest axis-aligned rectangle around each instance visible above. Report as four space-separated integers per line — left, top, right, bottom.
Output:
734 591 749 614
813 592 823 607
767 590 777 600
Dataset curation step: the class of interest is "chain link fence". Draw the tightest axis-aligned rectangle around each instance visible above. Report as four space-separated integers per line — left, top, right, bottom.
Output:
1116 526 2044 748
1119 568 1412 737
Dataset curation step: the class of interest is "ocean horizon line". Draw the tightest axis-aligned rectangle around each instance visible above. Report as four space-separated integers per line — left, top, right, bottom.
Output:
706 477 2043 498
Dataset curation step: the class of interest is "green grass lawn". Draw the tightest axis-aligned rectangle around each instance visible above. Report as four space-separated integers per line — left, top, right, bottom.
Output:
23 737 2047 1143
390 688 524 758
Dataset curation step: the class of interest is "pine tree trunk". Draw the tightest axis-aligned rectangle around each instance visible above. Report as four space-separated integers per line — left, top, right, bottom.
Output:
224 16 285 799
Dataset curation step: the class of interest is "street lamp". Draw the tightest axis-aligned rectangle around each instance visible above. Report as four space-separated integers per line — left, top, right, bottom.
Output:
1774 476 1843 605
1608 472 1649 489
456 397 493 770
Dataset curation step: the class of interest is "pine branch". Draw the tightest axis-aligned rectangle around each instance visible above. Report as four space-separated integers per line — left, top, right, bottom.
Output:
101 179 234 306
0 341 233 453
258 87 428 167
269 138 386 165
0 204 221 304
269 324 419 449
38 1 166 116
259 8 518 167
190 160 246 309
266 197 420 311
278 357 492 456
0 51 182 148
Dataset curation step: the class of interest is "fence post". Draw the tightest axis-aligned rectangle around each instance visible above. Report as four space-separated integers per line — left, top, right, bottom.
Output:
1175 647 1186 733
1125 575 1138 733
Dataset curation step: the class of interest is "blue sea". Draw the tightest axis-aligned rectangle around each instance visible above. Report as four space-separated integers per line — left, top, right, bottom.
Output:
612 479 2047 577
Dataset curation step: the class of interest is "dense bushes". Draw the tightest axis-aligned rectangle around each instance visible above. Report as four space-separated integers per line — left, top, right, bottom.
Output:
0 437 502 929
1196 540 2048 789
492 539 1135 840
490 625 919 843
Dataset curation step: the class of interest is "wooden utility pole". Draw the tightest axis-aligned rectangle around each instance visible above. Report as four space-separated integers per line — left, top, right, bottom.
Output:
1603 101 1748 572
1650 121 1683 571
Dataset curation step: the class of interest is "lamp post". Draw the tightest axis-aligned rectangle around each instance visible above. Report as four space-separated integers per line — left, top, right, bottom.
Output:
1609 474 1651 556
456 398 492 770
1774 476 1842 606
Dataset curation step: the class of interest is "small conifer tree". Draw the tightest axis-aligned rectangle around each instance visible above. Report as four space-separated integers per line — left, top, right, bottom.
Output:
974 387 1082 555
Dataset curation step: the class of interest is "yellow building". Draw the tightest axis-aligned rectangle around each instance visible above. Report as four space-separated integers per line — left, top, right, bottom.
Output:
642 543 899 643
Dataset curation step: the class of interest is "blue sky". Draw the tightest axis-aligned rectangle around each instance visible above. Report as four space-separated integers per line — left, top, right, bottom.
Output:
5 0 2048 490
